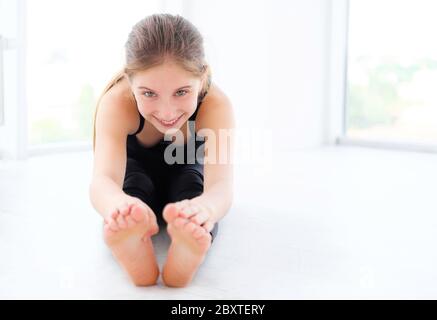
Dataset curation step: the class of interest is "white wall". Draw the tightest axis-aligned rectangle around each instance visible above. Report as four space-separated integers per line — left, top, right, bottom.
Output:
186 0 332 150
0 0 334 159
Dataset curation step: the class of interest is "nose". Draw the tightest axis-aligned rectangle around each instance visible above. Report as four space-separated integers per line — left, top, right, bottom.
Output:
158 109 179 121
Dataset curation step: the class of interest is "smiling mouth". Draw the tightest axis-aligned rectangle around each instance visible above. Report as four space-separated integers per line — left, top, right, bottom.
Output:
153 114 184 127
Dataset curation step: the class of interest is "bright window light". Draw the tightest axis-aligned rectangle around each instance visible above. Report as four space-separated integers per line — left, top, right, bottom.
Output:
26 0 163 145
346 0 437 145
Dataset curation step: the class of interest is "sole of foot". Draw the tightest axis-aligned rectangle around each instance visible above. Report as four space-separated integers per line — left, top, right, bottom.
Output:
162 217 211 287
103 203 160 286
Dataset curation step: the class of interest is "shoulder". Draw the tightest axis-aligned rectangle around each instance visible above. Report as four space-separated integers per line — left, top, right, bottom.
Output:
97 77 140 136
196 82 235 131
202 82 232 108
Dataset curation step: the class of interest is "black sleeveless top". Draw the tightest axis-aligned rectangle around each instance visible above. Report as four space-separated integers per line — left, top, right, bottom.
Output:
129 89 209 137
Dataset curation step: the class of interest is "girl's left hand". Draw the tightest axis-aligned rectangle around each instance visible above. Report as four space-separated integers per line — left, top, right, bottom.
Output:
173 198 215 233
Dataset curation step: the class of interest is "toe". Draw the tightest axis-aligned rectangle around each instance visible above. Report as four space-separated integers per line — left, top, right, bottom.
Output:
197 233 212 247
130 204 146 222
193 226 206 239
184 221 197 234
163 203 179 223
174 217 188 229
199 232 212 245
120 203 131 216
190 212 208 225
103 224 114 236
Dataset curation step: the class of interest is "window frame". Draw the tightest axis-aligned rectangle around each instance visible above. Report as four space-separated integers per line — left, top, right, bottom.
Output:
0 0 27 160
330 0 437 153
11 0 187 158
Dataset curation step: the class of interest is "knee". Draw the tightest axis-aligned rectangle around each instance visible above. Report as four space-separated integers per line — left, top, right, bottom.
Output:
124 171 155 189
167 169 204 203
123 171 156 198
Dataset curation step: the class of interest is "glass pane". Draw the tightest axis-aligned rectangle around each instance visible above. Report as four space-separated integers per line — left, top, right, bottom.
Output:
346 0 437 145
26 0 163 145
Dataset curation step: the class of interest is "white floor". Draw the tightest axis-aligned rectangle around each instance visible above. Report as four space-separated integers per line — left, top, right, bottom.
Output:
1 145 437 299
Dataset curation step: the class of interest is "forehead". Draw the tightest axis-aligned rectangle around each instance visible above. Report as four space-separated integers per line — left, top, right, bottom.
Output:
132 62 198 85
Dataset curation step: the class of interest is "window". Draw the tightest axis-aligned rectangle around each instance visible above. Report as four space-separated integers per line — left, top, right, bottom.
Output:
26 0 163 146
346 0 437 146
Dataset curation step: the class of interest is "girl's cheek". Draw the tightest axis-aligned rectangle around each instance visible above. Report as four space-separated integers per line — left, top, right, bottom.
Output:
138 103 154 113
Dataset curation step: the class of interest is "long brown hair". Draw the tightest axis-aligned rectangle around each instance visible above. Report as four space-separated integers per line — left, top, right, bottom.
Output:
92 13 212 152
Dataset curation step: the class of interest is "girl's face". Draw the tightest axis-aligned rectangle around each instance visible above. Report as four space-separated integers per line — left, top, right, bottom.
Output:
129 61 202 134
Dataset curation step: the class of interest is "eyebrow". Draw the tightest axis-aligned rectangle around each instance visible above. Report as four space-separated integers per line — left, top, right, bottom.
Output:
137 85 192 91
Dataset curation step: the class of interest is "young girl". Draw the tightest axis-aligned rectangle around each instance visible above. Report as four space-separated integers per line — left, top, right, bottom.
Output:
89 13 234 287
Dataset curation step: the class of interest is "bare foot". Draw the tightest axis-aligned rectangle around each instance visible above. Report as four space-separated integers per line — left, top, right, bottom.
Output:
103 203 159 286
163 200 215 233
162 202 182 224
162 217 211 287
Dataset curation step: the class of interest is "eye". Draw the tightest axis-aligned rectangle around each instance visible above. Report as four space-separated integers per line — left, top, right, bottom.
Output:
143 91 156 97
175 90 188 97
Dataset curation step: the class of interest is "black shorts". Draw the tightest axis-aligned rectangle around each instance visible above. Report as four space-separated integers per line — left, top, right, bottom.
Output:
122 134 218 242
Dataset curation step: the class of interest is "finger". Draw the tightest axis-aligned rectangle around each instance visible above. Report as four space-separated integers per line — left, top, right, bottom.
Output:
103 224 114 236
176 199 191 211
104 216 111 225
125 215 136 228
120 203 132 216
116 214 127 229
179 205 199 219
202 221 214 233
110 209 119 219
186 203 201 215
190 212 209 225
179 201 202 218
108 219 120 232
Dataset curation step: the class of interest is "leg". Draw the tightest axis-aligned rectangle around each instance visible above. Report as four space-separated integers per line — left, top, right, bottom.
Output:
164 167 219 241
104 158 160 286
161 166 218 287
123 158 161 217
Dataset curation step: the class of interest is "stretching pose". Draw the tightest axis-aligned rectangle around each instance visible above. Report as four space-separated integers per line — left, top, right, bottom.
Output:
89 14 234 287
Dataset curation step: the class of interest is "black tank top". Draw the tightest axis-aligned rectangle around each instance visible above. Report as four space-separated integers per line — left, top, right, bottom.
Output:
129 89 209 137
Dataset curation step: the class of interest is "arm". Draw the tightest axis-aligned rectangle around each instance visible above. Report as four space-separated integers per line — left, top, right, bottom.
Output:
89 92 138 219
191 91 235 224
89 175 134 220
